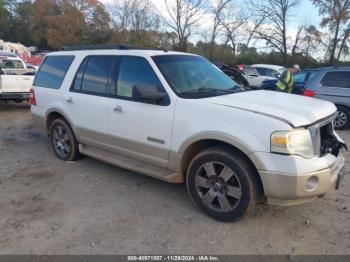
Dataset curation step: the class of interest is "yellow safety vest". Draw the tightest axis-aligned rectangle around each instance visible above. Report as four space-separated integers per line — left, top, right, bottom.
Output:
276 70 294 93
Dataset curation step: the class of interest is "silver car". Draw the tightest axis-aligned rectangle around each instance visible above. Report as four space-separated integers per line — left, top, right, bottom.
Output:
304 67 350 129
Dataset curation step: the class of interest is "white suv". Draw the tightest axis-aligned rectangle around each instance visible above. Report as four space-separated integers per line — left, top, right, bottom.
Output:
31 45 346 222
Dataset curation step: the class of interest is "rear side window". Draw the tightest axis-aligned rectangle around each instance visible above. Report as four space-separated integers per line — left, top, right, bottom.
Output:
321 71 350 88
255 67 280 78
72 56 114 95
0 59 25 69
34 56 74 89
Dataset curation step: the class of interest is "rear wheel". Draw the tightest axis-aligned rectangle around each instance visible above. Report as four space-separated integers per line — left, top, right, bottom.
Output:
334 106 350 130
50 118 80 161
186 146 260 222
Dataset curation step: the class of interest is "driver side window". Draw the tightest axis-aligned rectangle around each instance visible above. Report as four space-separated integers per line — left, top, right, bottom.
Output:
116 56 163 99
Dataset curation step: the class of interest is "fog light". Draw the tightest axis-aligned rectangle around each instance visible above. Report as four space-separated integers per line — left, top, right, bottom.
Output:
305 176 319 191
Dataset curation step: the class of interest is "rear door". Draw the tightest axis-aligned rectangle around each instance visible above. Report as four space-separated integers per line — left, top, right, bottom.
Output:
67 55 115 148
316 71 350 106
244 67 263 87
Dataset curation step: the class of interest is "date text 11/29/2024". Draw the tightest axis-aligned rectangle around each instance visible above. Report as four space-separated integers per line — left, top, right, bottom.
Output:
127 256 220 261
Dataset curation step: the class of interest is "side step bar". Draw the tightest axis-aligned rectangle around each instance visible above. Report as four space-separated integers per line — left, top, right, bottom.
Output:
79 144 184 183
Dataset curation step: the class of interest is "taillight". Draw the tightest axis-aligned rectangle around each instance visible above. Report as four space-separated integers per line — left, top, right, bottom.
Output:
29 88 37 105
303 90 315 97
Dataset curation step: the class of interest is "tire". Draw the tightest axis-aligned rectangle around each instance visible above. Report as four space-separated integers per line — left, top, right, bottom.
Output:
186 146 261 222
50 118 80 161
334 106 350 130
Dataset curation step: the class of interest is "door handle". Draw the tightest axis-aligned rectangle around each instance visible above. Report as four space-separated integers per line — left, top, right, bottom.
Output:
66 97 74 104
113 105 124 113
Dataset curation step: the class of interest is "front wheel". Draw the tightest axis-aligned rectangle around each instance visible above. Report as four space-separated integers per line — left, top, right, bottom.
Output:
186 146 261 222
334 106 350 130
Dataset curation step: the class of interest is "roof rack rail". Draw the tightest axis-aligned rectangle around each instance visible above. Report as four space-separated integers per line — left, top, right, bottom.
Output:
63 44 128 51
62 44 168 52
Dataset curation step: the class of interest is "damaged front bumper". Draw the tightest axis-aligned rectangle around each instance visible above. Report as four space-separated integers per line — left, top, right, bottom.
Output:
255 133 347 206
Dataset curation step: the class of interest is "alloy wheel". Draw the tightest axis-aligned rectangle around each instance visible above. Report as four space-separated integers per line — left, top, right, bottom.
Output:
334 110 348 129
195 161 242 212
52 124 71 159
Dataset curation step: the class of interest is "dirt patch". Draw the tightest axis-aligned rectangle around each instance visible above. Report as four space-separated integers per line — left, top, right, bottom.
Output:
0 102 349 255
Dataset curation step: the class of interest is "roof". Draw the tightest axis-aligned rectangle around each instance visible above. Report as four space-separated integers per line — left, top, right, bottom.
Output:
47 44 193 57
0 51 17 57
251 64 285 70
47 49 191 58
0 56 23 61
317 66 350 71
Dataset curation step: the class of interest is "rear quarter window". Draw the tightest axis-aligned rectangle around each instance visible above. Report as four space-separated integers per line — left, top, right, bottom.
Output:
320 71 350 88
34 55 74 89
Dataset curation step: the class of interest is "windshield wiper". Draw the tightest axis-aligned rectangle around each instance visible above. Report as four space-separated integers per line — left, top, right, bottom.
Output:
181 87 236 95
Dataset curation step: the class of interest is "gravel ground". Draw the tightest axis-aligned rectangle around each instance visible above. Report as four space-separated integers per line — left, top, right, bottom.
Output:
0 101 350 255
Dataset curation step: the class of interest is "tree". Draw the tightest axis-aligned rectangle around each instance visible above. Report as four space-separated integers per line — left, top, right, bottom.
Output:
208 0 232 60
14 0 34 45
219 3 246 63
0 0 10 39
31 0 111 50
298 25 323 57
312 0 350 65
249 0 299 66
32 0 61 50
113 0 160 46
163 0 205 51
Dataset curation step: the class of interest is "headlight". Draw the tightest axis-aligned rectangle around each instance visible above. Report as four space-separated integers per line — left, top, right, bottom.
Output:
271 129 314 158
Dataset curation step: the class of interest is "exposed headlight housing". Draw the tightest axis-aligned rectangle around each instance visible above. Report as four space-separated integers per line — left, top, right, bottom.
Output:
271 129 314 158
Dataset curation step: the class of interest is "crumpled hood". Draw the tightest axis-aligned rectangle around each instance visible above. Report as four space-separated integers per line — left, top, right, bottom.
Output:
204 90 337 127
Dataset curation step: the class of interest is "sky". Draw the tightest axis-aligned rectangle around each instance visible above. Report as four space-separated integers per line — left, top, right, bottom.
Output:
102 0 322 26
102 0 325 56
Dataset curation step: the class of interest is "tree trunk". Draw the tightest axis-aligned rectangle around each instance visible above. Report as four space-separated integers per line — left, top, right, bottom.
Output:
329 22 340 65
336 22 350 62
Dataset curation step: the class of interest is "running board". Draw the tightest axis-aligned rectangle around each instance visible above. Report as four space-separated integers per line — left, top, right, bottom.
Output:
79 144 184 183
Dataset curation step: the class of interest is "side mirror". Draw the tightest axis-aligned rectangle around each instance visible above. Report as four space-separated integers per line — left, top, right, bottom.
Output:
133 85 166 104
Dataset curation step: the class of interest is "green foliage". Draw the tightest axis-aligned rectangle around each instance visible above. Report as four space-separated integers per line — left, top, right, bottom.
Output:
0 0 10 39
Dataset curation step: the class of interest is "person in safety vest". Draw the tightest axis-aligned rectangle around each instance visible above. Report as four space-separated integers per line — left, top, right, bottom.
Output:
275 64 300 93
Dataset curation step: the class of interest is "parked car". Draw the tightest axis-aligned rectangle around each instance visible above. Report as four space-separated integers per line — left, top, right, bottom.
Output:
238 64 277 89
0 55 35 102
251 64 286 78
303 67 350 130
261 69 319 94
215 63 249 88
31 45 346 222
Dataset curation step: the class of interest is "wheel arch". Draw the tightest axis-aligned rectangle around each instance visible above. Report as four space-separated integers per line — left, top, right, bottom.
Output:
45 108 78 139
335 104 350 110
177 134 264 195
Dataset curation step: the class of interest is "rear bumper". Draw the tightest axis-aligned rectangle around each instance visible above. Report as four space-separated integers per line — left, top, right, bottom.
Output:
31 112 46 131
258 148 346 206
0 92 30 100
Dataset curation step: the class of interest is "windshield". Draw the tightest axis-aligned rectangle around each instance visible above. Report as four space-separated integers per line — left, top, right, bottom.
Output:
152 55 242 98
0 59 25 69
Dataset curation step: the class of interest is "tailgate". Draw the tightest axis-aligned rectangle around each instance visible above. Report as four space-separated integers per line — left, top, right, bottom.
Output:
0 75 34 93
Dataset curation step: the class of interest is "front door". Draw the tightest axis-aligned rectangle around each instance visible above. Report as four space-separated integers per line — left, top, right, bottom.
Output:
107 56 175 167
